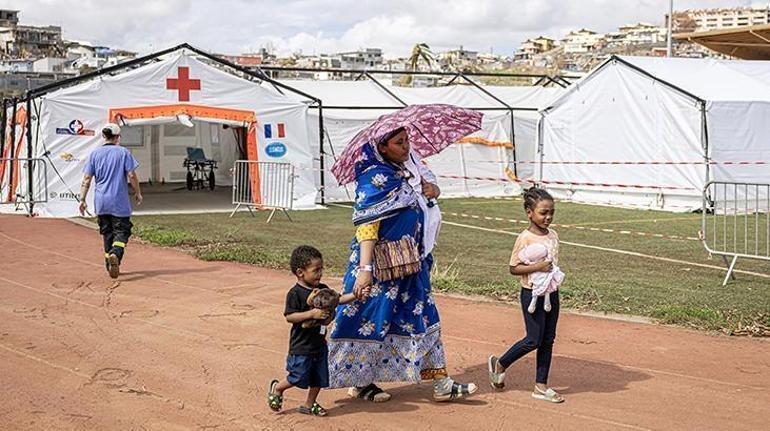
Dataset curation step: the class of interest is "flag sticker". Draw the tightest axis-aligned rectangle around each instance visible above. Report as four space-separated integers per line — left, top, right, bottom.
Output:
264 123 286 138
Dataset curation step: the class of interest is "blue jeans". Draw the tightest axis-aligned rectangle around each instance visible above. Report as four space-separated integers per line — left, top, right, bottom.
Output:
499 289 560 384
286 346 329 389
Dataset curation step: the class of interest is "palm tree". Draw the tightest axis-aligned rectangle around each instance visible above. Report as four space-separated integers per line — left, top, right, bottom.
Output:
408 43 435 71
405 43 435 85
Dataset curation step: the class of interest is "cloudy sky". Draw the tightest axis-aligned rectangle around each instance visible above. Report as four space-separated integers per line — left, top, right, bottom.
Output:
5 0 766 57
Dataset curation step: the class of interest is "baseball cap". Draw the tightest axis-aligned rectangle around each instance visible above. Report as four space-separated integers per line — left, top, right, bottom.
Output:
103 122 121 136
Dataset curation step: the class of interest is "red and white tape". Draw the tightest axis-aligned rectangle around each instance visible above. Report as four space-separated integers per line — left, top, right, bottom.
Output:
465 160 770 166
437 174 699 191
443 211 700 242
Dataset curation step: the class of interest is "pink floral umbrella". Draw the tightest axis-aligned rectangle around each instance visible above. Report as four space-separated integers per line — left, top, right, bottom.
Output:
331 104 483 185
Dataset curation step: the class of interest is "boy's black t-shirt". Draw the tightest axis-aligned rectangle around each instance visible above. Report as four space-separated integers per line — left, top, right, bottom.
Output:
284 283 330 355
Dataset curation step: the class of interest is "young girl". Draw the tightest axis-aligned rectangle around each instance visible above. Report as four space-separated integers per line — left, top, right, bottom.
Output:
487 187 565 403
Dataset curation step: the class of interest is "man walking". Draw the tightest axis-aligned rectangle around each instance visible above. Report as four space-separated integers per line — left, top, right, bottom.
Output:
79 123 143 278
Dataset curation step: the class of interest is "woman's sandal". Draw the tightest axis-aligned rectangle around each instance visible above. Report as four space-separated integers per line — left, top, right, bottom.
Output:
488 355 505 389
298 402 328 417
267 379 283 412
532 386 565 403
348 383 392 403
433 381 478 402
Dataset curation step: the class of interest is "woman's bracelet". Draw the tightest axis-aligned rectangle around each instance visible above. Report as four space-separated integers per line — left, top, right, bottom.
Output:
358 264 373 272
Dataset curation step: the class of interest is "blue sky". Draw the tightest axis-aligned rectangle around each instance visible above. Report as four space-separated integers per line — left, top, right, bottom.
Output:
5 0 765 57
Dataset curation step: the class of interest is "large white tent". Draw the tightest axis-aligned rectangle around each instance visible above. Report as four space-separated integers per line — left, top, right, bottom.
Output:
279 79 564 202
0 45 318 217
0 44 566 217
539 55 770 211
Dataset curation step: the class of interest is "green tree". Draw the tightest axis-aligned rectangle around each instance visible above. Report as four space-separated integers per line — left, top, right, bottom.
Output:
405 43 435 85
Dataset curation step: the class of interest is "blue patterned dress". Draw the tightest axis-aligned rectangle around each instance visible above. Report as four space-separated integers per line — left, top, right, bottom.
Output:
328 144 447 388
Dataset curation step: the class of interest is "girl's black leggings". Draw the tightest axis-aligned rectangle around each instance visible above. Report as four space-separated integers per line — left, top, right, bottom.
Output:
499 288 560 384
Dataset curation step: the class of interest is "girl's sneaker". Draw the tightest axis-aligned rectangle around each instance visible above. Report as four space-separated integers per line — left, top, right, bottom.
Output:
532 386 564 403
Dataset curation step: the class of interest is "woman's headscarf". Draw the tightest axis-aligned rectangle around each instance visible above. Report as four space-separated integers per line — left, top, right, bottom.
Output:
351 131 418 226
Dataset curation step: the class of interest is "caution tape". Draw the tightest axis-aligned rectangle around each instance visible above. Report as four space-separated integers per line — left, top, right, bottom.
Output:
437 174 699 191
442 211 701 242
465 160 770 166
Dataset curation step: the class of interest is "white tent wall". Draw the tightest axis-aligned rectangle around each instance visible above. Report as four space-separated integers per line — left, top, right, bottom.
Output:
540 58 707 212
7 49 315 217
708 101 770 185
284 79 561 202
540 56 770 212
306 108 517 202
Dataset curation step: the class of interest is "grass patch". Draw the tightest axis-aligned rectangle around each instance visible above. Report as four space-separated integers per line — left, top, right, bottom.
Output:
651 305 727 331
133 198 770 336
133 224 197 246
196 243 288 269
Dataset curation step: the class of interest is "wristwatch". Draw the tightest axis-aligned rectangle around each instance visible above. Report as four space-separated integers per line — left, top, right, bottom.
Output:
358 264 373 272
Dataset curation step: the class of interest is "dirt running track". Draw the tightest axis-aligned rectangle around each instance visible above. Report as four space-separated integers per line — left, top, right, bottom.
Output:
0 215 768 431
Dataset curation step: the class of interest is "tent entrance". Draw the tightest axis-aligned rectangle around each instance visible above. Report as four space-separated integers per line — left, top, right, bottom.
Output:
109 104 259 214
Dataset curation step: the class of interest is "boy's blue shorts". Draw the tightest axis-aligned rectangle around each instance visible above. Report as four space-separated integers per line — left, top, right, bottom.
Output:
286 346 329 389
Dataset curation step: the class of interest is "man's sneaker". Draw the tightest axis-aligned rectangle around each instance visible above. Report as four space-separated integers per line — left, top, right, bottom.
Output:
107 253 120 279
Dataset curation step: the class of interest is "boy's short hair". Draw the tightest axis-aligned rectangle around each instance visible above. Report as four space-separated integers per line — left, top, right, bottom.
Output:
290 245 323 274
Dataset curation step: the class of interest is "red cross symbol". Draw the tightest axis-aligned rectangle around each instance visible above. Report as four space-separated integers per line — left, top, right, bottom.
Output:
166 66 201 102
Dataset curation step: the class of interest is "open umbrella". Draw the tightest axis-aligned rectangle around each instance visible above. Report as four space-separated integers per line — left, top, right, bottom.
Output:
330 104 483 185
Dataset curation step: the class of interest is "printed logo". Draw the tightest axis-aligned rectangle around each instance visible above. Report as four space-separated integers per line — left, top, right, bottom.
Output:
264 123 286 139
59 152 80 162
51 191 81 201
265 142 287 158
56 119 95 136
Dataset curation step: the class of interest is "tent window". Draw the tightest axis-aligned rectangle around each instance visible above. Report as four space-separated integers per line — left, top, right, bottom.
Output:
163 123 196 137
121 126 144 147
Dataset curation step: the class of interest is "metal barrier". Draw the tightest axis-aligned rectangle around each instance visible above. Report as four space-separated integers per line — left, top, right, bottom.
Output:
701 181 770 285
0 158 48 210
231 160 295 223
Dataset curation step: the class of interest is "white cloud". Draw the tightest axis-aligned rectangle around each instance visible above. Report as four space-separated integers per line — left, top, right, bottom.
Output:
3 0 758 57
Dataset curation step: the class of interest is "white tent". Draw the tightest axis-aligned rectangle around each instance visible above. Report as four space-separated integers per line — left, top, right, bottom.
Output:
279 79 564 202
1 45 317 217
539 55 770 211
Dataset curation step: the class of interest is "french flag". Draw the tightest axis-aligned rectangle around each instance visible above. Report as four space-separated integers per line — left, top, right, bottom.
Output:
264 123 285 139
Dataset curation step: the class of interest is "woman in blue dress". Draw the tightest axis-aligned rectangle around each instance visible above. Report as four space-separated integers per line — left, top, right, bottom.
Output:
328 127 477 403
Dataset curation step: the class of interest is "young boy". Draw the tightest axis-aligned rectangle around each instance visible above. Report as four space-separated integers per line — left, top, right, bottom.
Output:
267 245 363 416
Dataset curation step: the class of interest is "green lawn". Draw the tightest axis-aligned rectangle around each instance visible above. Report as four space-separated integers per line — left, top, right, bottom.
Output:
132 197 770 336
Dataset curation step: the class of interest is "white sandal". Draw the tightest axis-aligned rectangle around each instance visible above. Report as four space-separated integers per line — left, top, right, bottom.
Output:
488 355 505 389
532 387 564 403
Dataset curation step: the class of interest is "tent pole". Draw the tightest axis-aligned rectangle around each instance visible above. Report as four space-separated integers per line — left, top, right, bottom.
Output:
26 96 33 215
8 98 17 202
509 108 517 178
700 101 711 189
364 72 407 106
444 73 461 86
537 111 545 187
1 98 6 158
318 102 325 205
459 139 469 196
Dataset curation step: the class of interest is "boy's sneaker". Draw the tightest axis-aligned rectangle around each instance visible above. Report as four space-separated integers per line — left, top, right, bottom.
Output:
107 253 120 279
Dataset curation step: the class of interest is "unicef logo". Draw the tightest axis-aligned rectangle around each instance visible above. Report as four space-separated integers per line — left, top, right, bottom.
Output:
265 142 287 158
69 119 84 134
